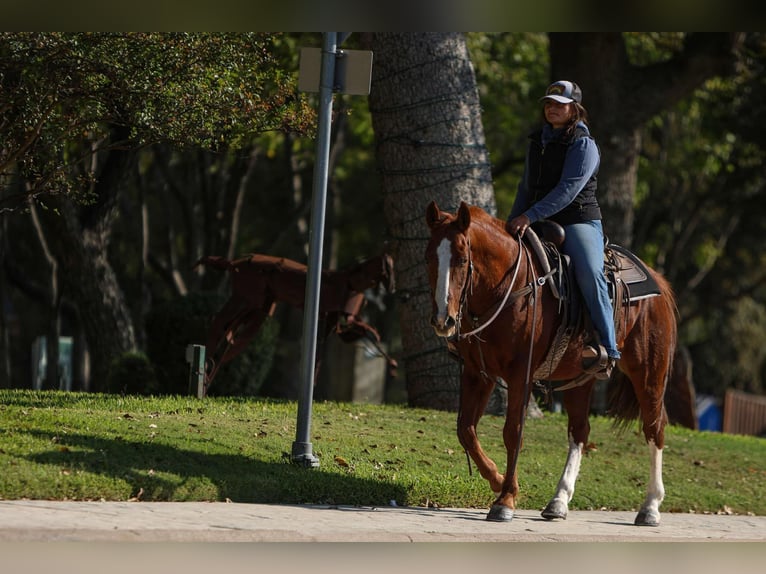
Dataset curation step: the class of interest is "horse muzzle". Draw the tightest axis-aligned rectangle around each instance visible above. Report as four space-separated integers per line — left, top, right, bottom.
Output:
430 314 457 338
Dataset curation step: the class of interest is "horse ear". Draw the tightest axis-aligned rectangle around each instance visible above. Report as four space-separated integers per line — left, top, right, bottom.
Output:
425 200 441 229
457 201 471 232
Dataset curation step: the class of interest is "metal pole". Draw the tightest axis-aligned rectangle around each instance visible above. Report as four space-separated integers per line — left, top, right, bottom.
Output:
291 32 337 468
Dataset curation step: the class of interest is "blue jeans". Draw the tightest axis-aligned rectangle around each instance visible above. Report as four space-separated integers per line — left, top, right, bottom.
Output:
561 220 620 359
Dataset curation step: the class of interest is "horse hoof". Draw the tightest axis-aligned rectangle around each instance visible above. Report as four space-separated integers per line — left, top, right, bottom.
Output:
541 499 568 520
634 509 660 527
486 504 515 522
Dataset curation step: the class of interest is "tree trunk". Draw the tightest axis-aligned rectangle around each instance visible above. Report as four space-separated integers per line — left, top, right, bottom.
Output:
40 197 136 391
0 215 11 388
29 198 62 390
367 33 496 410
39 131 137 391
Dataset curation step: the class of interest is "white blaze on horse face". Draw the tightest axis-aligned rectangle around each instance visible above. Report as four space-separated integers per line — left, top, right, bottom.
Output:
434 238 453 326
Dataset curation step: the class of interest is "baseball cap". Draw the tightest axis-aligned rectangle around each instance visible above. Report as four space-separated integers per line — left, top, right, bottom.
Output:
541 80 582 104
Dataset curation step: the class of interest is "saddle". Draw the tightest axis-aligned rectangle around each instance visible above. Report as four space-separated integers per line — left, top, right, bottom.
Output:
524 221 661 381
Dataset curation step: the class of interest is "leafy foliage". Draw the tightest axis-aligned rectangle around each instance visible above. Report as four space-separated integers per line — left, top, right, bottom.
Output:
634 33 766 396
3 32 766 404
0 32 315 210
466 32 549 217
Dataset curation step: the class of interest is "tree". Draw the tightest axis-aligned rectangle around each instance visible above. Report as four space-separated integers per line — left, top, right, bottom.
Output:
0 33 313 389
465 33 550 217
548 32 743 247
366 33 497 410
632 34 766 397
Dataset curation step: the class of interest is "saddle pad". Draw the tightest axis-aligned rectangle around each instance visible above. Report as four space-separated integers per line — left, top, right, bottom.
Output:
608 244 661 301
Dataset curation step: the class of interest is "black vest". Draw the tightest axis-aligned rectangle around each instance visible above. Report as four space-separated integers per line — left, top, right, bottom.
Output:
527 126 601 225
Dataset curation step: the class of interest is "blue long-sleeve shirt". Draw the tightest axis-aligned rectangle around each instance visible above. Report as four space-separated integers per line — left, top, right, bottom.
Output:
510 121 600 223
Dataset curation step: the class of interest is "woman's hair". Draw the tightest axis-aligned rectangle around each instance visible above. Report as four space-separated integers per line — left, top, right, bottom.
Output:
542 102 590 138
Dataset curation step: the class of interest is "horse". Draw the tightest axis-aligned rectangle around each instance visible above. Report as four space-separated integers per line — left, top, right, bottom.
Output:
194 253 396 396
424 200 677 526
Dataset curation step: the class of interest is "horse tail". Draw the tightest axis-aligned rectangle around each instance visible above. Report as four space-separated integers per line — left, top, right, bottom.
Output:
607 372 642 428
608 269 678 430
193 255 233 272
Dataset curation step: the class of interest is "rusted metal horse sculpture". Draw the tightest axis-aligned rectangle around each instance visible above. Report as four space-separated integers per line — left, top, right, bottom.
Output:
194 253 396 396
425 201 677 526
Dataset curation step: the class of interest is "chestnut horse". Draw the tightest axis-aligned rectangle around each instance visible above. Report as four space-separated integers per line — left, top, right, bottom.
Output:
195 253 396 396
425 201 677 526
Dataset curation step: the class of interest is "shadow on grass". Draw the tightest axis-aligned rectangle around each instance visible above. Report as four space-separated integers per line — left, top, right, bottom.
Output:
18 428 408 506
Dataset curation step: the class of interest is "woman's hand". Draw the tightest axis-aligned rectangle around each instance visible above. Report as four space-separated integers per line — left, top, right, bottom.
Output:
506 214 531 237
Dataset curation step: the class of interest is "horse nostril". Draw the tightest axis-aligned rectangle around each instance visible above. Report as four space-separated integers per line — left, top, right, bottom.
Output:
431 314 456 332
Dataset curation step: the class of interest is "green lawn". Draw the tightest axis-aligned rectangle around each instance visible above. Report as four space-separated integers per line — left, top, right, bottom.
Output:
0 390 763 515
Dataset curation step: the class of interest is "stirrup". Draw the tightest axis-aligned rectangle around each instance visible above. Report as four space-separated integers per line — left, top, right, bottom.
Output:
582 345 612 380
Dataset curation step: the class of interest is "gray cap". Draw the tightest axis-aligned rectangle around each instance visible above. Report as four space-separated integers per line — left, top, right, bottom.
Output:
540 80 582 104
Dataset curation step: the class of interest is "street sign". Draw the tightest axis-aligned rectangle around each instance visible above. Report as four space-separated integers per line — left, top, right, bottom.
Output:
299 47 373 95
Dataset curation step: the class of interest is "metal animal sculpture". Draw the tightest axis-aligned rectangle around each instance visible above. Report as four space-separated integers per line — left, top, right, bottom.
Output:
194 253 396 396
425 201 677 526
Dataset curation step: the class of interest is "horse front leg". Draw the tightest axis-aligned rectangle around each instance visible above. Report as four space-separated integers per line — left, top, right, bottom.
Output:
486 380 532 522
542 380 595 520
456 371 504 498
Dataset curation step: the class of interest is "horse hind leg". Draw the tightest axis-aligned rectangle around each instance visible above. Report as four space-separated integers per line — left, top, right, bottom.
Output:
619 357 669 526
635 439 664 526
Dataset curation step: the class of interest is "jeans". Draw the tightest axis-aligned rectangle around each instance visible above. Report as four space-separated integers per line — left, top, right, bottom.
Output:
561 220 621 359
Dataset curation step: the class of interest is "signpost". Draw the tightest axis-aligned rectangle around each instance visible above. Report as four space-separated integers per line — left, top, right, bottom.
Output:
291 33 372 468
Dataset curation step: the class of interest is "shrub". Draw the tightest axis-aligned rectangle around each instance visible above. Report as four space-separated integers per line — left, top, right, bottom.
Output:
107 351 160 395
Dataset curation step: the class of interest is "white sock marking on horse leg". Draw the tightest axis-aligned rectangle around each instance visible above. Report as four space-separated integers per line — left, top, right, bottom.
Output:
550 434 583 506
641 440 665 516
435 238 452 323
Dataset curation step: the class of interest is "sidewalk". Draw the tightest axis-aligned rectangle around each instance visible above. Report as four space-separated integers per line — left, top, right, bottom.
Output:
1 500 764 542
2 501 764 574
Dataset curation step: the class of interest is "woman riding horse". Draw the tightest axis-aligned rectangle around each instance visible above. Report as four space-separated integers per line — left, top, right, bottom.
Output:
425 200 676 526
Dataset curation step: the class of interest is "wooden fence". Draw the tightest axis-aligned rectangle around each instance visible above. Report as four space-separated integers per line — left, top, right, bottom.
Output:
723 389 766 437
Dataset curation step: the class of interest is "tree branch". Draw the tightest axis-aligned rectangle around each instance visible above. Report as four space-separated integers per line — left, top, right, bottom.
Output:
626 33 744 126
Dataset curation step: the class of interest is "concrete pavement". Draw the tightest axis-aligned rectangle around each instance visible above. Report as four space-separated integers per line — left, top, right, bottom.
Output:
2 501 764 574
1 500 764 542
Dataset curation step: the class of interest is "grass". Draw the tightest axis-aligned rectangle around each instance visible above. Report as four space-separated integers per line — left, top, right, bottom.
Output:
0 389 764 515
